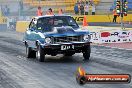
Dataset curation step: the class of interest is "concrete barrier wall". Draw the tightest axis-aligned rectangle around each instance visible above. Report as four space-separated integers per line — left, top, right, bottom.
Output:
0 17 7 24
0 24 7 30
16 21 30 32
0 17 7 30
73 14 132 22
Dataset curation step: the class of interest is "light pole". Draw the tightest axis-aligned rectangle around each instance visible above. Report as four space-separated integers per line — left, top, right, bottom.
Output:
120 0 124 29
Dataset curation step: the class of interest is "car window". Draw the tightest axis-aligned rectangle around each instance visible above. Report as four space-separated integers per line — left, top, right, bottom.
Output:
37 16 79 32
29 18 37 30
68 18 77 26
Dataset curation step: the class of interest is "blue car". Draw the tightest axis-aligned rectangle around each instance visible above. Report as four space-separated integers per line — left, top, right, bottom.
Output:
23 15 91 62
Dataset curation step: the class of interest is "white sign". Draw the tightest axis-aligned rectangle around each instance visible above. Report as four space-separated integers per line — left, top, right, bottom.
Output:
90 31 132 44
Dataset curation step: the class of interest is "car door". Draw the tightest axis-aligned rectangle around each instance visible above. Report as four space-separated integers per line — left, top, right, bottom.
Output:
25 18 38 48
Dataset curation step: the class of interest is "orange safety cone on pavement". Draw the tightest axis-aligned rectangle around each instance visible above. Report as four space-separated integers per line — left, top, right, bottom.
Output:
83 15 88 27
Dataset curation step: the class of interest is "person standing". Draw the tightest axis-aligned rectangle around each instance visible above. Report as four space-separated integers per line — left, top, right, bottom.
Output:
92 4 95 15
113 9 118 22
58 8 63 15
46 8 54 15
74 3 79 15
80 4 84 15
84 3 89 15
37 6 43 16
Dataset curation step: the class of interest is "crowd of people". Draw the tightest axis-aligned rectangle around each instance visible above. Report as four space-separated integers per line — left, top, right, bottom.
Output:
74 0 96 15
36 0 96 16
0 5 10 16
37 6 63 16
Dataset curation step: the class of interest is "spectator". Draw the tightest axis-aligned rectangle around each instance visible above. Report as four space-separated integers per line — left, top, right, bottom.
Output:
1 5 5 16
58 8 63 15
4 5 10 16
84 3 89 15
74 4 79 15
113 9 118 22
80 4 84 15
37 6 43 16
8 17 17 30
8 17 13 29
46 8 54 15
92 4 95 15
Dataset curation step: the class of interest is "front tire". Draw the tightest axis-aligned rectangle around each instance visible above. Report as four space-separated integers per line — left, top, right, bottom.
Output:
37 45 45 62
26 46 36 58
83 46 91 61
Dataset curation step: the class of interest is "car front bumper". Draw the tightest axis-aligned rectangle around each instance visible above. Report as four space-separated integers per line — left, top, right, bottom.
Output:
41 42 91 54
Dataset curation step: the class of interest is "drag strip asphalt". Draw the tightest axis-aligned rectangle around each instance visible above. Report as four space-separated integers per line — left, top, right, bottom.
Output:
0 30 132 88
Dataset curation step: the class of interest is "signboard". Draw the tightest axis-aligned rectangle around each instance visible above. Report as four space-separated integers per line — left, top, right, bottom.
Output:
90 31 132 43
0 17 7 24
73 16 84 22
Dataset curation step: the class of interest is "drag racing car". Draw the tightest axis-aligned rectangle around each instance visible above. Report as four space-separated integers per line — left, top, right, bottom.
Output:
23 15 91 62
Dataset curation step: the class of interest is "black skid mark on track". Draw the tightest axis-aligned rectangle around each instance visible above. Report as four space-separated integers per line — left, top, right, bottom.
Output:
0 36 23 46
0 69 23 88
0 43 25 57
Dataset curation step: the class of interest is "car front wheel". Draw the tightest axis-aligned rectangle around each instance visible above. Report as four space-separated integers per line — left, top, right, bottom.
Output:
37 45 45 62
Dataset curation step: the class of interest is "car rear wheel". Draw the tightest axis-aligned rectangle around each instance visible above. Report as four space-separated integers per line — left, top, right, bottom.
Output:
26 46 36 58
83 46 91 61
37 45 45 62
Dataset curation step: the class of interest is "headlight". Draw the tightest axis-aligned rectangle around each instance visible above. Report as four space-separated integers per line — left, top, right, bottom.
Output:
45 38 51 44
83 35 91 41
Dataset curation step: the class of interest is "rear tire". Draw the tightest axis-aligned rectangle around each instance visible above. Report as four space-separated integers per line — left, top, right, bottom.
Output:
37 45 45 62
26 46 36 58
83 46 91 61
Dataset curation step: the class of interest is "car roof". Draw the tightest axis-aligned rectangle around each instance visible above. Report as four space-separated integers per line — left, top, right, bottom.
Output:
34 15 72 19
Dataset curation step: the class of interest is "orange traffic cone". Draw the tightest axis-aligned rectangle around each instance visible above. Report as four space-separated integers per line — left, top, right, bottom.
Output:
83 15 88 27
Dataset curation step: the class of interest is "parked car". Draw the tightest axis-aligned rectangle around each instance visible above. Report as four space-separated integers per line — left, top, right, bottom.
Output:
23 15 91 62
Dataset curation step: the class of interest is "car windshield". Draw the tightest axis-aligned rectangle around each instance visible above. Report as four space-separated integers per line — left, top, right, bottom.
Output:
37 16 79 32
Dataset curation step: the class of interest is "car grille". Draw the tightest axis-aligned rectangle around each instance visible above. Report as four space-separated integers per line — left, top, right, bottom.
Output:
53 36 83 43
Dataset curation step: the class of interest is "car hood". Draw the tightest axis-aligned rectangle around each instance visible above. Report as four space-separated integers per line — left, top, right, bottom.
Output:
43 27 90 37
